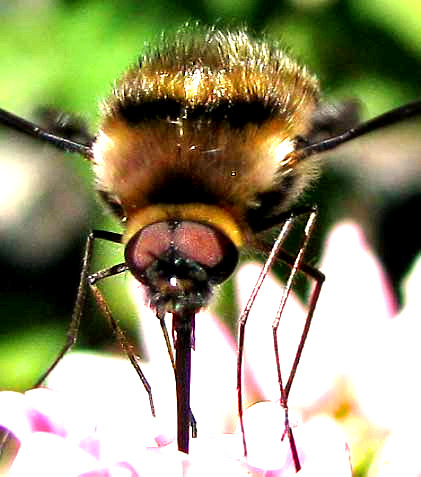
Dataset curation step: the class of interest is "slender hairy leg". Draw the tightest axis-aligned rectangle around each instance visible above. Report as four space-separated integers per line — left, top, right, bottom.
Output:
237 207 324 472
34 230 123 386
88 267 156 416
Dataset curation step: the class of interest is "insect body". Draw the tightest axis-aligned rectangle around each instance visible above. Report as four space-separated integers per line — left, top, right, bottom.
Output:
1 26 420 471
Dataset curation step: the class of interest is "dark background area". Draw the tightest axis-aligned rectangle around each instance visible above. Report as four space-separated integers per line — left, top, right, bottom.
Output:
0 0 420 395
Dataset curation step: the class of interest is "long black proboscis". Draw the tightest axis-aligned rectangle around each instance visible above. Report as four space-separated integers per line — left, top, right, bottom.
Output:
299 99 421 159
173 310 195 454
0 108 93 159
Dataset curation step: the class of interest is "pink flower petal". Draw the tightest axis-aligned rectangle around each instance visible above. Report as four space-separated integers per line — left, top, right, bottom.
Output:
79 461 138 477
0 388 98 445
45 352 172 462
235 402 297 472
235 222 396 411
230 402 352 476
7 432 99 477
292 221 395 407
0 391 37 442
25 388 98 440
350 255 421 430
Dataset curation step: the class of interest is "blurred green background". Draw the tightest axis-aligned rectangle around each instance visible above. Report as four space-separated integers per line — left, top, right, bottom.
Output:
0 0 420 472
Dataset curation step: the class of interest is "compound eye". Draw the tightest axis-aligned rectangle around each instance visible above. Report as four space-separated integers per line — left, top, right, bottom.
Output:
124 222 172 282
173 221 239 284
124 221 239 284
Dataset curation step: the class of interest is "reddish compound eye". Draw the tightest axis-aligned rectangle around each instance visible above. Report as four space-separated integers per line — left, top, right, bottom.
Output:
125 221 173 274
172 221 236 270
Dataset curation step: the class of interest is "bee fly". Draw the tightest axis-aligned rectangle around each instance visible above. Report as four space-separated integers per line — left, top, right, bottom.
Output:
0 26 420 470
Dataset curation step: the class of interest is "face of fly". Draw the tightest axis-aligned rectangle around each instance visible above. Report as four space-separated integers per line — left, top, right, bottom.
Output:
91 27 322 317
